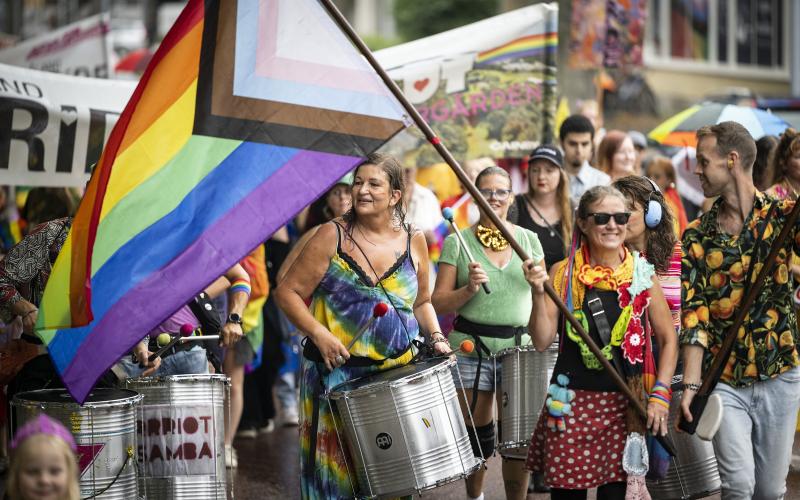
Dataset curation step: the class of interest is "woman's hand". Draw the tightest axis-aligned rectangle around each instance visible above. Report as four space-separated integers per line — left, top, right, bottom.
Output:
430 332 452 356
314 329 350 372
467 262 489 293
220 322 244 347
647 400 670 437
132 342 162 377
523 260 548 294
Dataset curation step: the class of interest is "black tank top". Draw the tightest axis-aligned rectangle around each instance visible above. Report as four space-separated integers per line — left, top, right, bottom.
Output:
551 289 622 392
512 194 565 270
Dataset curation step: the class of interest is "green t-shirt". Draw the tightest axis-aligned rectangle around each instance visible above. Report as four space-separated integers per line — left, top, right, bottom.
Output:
439 225 544 356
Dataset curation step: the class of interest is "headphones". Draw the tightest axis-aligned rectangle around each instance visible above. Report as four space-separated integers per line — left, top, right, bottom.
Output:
643 176 663 228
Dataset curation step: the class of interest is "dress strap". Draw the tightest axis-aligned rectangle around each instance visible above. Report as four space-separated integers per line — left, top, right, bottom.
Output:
405 223 414 269
333 221 343 254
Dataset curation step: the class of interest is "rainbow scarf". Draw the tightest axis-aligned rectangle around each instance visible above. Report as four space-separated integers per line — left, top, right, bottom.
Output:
36 0 407 402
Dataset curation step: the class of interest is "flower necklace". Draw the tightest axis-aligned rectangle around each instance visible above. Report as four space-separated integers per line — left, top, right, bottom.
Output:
558 245 654 369
476 224 509 251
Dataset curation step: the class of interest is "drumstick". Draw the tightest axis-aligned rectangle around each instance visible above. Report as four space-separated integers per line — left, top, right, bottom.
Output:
442 207 491 294
147 324 195 363
346 302 389 351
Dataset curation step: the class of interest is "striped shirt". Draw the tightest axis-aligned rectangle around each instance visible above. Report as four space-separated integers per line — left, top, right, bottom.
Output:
658 242 682 334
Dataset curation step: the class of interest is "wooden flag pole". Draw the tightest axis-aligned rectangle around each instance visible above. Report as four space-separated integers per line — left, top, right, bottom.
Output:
319 0 675 456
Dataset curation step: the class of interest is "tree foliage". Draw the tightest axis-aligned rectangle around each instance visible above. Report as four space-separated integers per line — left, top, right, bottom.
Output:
394 0 499 41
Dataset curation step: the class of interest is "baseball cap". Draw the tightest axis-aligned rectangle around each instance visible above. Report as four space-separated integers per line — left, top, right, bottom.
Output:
629 130 648 150
529 144 563 169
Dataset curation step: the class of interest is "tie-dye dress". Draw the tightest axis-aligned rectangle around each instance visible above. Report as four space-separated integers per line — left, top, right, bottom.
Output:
299 223 418 499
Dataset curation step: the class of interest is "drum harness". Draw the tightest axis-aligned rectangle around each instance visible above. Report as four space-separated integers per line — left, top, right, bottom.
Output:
303 223 430 493
451 315 526 414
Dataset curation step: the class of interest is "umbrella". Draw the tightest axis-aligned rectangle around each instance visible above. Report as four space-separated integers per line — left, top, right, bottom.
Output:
114 47 153 73
648 102 790 147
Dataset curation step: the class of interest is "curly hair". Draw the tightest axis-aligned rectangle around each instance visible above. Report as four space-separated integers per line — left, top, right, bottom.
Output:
768 128 800 188
342 153 406 230
612 175 677 274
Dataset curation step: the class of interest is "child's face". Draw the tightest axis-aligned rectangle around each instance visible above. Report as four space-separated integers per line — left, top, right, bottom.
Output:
18 440 70 500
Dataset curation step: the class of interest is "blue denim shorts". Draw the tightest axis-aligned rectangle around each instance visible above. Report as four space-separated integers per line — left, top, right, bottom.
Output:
451 354 501 392
117 345 209 378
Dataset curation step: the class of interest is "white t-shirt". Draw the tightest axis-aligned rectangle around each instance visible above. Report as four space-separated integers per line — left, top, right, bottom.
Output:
405 183 442 232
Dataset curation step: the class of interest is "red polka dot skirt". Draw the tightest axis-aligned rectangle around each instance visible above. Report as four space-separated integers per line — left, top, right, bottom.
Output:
526 390 627 489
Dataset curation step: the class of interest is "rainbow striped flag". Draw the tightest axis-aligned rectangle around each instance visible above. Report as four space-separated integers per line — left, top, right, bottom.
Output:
36 0 408 402
475 32 557 67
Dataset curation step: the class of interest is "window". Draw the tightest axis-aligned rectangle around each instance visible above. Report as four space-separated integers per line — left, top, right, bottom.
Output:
645 0 788 78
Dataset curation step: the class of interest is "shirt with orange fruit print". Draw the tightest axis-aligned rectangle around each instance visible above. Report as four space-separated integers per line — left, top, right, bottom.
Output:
681 191 800 387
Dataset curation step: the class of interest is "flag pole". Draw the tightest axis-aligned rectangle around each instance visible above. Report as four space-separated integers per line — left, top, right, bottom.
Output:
318 0 675 456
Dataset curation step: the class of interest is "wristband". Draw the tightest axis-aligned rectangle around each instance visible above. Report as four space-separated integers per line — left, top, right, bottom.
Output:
682 382 701 392
648 380 672 409
230 279 251 296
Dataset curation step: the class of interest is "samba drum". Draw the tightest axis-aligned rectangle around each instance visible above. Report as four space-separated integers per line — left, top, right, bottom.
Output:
647 375 721 499
12 388 142 500
325 357 482 498
125 374 229 499
496 344 558 458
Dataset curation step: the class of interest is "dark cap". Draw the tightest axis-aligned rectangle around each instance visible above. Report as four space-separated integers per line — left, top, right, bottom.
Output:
529 144 563 169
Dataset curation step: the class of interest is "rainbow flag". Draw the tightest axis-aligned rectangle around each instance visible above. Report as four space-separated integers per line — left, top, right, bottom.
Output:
36 0 408 402
475 32 557 67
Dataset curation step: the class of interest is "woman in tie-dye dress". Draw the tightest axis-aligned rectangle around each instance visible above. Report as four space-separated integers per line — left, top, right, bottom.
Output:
275 153 451 499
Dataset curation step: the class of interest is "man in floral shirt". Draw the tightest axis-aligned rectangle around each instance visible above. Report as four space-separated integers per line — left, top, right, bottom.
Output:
680 122 800 499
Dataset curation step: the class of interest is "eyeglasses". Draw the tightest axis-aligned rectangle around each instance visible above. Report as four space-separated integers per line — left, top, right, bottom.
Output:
478 188 512 200
585 212 631 225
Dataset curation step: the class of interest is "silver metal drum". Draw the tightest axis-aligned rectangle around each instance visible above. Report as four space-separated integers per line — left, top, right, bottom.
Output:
496 344 558 458
125 374 229 500
12 388 142 500
647 375 721 499
326 357 482 499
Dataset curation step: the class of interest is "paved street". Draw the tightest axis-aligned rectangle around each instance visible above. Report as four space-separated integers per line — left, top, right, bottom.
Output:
228 425 800 499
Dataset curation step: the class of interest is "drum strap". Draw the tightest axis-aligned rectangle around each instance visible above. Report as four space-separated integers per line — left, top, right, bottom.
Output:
306 365 325 490
584 287 625 376
461 333 493 413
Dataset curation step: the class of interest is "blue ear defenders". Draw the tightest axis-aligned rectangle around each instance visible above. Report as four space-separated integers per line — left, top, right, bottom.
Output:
643 177 663 229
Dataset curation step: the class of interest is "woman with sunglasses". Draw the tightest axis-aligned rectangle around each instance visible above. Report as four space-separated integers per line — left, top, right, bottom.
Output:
432 166 545 500
524 185 678 499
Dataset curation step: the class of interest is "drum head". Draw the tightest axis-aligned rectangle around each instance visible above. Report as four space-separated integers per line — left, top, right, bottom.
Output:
329 357 452 396
13 388 139 405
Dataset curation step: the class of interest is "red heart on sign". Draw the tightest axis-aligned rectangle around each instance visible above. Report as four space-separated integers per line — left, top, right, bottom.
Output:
413 78 429 92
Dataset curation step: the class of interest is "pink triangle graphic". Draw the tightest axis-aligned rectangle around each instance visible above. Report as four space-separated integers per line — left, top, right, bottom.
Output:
76 443 105 476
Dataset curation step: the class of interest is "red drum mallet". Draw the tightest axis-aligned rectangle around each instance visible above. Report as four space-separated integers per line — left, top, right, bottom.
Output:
333 303 390 368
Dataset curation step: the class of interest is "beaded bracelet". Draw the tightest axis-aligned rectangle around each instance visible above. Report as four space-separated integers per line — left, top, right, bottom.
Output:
648 380 672 409
428 331 449 349
682 382 701 392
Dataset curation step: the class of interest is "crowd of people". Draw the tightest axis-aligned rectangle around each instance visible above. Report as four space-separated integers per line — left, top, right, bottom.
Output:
2 111 800 500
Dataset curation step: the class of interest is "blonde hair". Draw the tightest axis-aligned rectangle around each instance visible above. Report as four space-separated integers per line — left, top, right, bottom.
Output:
7 434 80 500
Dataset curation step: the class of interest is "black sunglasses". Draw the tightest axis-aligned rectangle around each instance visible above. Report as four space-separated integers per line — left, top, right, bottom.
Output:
586 212 631 225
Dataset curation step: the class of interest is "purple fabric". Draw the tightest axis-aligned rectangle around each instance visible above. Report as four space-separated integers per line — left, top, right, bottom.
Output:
61 150 360 401
147 305 199 337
